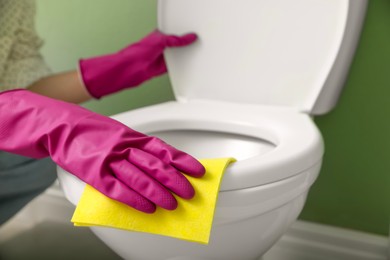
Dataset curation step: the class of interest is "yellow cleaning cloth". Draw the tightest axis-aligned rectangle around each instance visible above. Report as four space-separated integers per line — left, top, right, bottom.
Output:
71 158 235 244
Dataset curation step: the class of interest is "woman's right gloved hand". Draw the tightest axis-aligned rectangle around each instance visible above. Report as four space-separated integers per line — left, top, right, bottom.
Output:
0 89 205 213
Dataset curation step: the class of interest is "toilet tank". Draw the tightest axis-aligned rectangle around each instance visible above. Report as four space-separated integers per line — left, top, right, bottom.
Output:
158 0 367 115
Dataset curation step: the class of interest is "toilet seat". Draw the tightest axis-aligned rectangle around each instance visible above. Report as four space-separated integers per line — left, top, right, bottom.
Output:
112 100 324 191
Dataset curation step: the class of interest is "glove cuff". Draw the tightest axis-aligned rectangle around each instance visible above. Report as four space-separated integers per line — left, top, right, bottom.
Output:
78 58 102 99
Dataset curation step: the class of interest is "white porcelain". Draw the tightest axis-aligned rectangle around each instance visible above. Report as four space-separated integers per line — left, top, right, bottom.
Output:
160 0 368 115
57 0 368 259
111 101 323 190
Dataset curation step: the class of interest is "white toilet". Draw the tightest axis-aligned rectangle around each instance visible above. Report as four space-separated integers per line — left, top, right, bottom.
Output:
57 0 367 259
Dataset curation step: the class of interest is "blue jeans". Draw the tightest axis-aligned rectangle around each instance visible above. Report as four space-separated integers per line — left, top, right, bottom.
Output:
0 151 56 225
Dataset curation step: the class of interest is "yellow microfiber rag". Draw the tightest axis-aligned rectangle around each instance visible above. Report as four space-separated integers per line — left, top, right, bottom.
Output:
71 158 236 244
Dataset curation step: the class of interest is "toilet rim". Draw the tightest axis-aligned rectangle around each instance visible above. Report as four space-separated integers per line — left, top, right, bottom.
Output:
112 100 324 191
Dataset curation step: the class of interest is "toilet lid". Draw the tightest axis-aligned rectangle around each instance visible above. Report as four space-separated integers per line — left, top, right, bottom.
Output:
158 0 366 115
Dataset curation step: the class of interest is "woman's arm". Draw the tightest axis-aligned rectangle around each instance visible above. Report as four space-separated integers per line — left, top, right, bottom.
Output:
27 70 92 104
27 30 197 103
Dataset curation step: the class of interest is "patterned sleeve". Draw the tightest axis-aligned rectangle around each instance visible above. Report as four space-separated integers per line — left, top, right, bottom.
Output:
0 0 51 91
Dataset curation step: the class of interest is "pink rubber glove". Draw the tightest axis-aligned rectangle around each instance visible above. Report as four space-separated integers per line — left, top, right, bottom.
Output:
0 90 205 213
79 30 197 98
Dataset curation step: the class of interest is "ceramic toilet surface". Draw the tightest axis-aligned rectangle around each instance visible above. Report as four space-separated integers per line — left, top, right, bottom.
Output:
111 100 324 191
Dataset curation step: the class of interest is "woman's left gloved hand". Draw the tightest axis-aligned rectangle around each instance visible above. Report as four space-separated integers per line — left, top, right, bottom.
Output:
79 30 197 99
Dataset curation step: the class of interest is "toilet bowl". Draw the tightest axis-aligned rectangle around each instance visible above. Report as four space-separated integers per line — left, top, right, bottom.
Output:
58 101 323 260
57 0 367 259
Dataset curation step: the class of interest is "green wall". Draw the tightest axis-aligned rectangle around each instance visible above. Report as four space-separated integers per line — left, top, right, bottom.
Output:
36 0 175 115
299 0 390 236
36 0 389 236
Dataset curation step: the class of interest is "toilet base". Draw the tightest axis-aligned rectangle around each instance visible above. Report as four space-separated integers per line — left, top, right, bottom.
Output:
89 193 308 260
